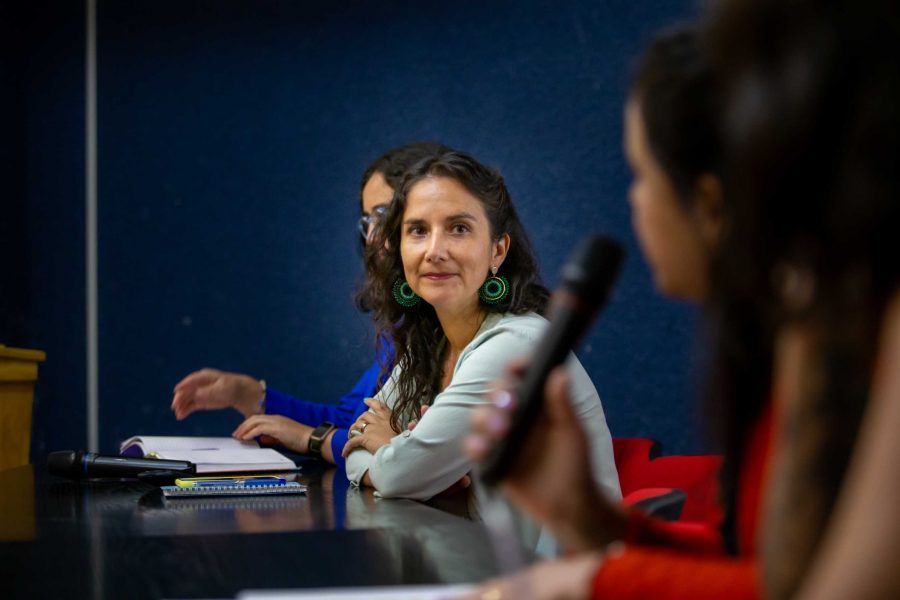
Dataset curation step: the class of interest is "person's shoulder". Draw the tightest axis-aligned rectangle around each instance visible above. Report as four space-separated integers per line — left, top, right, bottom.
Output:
468 312 547 352
495 311 547 327
450 313 544 378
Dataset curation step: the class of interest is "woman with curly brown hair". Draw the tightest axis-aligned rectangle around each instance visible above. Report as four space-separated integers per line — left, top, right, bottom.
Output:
343 150 620 534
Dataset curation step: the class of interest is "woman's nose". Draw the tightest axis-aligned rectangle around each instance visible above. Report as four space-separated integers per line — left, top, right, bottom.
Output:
424 231 448 262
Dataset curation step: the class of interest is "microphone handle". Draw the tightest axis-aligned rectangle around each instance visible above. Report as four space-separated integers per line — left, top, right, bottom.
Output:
478 293 599 485
47 450 196 478
84 454 195 478
478 235 624 486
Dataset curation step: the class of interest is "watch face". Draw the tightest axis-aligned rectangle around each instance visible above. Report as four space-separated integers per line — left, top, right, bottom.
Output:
308 422 335 456
312 422 335 439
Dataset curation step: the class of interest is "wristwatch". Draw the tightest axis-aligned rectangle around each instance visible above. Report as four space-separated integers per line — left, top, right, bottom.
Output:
307 421 336 457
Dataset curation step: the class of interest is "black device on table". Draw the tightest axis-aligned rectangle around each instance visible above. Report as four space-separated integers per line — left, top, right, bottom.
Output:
47 449 196 479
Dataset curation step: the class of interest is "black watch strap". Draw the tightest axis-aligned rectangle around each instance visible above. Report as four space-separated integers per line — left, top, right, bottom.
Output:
308 421 336 457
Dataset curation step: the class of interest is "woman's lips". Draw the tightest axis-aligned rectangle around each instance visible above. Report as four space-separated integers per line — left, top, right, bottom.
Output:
422 272 455 280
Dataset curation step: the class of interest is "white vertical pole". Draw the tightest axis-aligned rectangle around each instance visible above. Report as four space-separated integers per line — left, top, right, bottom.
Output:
86 0 99 452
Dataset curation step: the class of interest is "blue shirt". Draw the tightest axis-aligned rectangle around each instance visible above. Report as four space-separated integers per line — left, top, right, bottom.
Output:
263 340 394 470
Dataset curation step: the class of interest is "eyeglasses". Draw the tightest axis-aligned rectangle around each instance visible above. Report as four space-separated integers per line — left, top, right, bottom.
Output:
357 205 388 239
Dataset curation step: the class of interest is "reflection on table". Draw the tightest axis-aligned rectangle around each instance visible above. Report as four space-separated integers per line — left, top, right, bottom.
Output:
0 462 518 599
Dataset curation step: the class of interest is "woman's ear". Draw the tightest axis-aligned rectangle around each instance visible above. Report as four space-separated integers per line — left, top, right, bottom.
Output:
492 233 511 269
692 174 725 249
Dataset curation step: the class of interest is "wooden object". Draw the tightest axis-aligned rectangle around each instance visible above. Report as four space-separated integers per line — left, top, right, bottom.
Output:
0 467 34 540
0 345 46 471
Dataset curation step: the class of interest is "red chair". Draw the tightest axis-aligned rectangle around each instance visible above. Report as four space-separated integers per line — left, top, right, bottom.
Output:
624 487 687 521
612 438 723 525
612 437 662 494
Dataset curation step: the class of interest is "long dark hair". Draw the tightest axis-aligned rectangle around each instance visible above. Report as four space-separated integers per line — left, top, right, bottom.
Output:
707 0 900 595
630 23 722 202
362 151 549 432
632 24 753 550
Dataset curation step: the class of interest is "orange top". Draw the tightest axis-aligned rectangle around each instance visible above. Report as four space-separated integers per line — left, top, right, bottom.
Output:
592 401 774 599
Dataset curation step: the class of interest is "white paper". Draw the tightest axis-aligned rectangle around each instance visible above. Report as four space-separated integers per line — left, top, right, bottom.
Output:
118 435 295 473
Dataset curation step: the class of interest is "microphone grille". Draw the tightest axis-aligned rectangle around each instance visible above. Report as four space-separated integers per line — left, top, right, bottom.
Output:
560 235 625 304
47 450 84 477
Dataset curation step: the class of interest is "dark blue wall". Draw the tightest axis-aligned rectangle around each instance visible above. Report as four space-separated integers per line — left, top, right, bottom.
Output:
3 0 87 459
15 0 709 460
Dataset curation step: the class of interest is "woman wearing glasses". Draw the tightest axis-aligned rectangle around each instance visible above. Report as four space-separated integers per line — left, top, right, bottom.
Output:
170 142 450 470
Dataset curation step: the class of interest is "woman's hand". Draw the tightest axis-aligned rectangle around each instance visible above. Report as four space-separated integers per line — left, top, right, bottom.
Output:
465 364 625 552
172 368 265 419
341 398 397 458
232 415 314 454
461 553 603 600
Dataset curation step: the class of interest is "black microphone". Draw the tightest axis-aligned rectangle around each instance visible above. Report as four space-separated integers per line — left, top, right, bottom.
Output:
478 235 625 485
47 450 196 479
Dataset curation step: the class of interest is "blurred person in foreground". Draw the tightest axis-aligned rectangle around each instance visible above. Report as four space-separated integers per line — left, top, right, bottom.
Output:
464 24 757 599
466 0 900 598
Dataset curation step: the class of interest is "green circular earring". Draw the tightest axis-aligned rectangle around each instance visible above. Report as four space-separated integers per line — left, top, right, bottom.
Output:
392 278 420 307
479 270 510 305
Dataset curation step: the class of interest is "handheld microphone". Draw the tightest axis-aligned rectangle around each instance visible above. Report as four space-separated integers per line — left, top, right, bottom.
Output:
47 450 196 479
478 235 625 485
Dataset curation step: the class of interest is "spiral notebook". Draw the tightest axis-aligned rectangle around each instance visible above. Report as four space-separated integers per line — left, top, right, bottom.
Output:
160 482 307 498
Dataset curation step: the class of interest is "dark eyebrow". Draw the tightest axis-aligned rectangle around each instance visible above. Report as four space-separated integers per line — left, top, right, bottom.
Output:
447 212 477 222
402 212 478 226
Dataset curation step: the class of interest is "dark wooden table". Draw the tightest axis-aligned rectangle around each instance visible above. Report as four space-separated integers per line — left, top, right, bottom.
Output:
0 462 506 599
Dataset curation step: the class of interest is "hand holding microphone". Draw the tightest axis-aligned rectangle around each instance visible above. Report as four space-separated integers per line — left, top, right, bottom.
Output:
477 235 625 486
